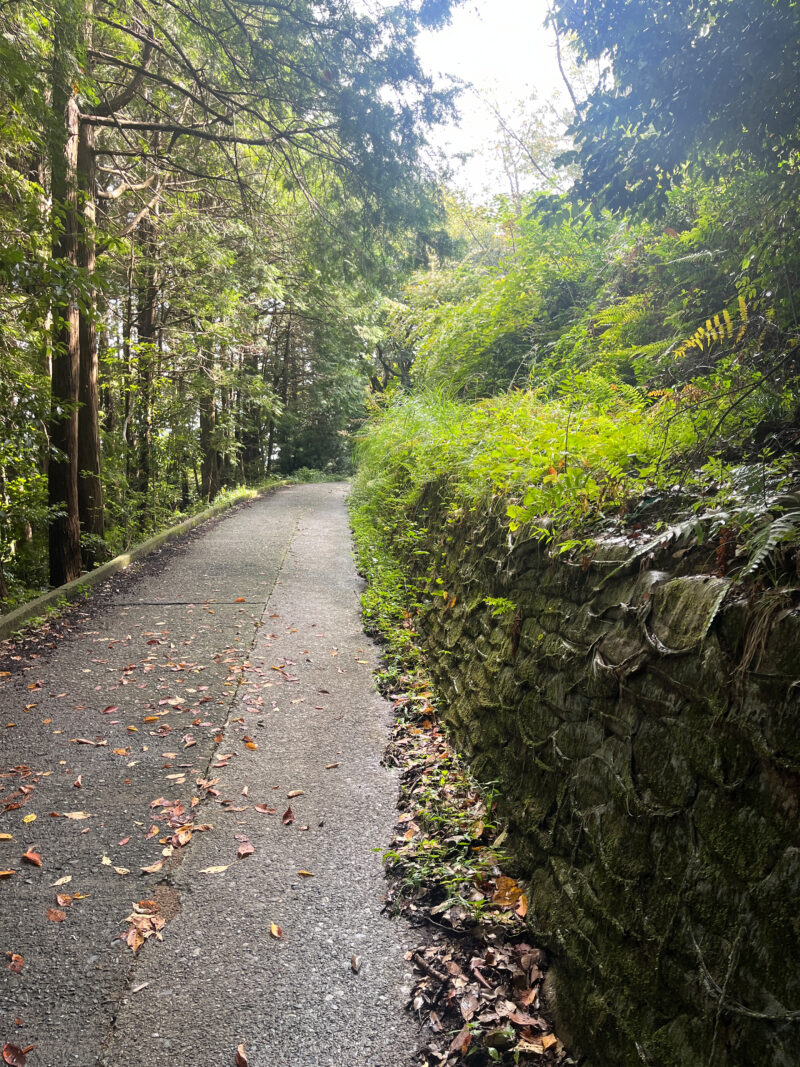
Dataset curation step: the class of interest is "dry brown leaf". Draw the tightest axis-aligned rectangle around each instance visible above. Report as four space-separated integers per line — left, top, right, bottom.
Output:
269 922 283 939
200 865 230 874
46 908 66 923
492 875 523 908
449 1026 472 1055
254 804 276 814
6 954 23 974
0 834 12 841
297 870 314 878
61 811 91 820
287 789 304 798
234 1044 249 1066
140 859 165 874
0 871 15 879
2 1044 27 1067
50 875 71 887
237 842 254 859
282 807 294 825
21 849 41 868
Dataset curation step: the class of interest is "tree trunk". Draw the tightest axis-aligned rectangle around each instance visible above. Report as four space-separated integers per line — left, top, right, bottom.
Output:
199 391 220 501
48 10 83 587
77 114 105 565
135 216 158 515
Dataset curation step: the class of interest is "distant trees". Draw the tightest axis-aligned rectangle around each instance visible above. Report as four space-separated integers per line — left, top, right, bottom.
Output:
0 0 460 600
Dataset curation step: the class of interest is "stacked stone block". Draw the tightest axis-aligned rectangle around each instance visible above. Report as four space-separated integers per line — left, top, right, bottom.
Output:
405 486 800 1067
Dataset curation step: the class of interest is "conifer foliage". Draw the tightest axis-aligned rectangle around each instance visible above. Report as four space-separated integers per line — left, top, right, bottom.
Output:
0 0 457 600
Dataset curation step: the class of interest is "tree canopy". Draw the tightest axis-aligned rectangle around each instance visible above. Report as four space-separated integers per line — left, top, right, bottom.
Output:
552 0 800 211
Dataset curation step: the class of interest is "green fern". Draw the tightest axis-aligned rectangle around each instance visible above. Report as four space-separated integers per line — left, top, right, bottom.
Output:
739 509 800 579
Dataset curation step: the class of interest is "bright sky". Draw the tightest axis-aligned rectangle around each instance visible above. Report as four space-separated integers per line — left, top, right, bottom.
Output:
415 0 566 198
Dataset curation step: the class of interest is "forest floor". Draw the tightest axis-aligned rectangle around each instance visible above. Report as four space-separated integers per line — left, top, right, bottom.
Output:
0 483 423 1067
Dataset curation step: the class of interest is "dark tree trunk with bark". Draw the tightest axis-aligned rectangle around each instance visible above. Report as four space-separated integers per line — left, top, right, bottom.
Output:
135 216 158 512
48 12 83 587
77 114 105 565
199 392 220 501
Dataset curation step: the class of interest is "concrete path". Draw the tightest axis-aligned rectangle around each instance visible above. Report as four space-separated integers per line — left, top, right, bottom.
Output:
0 484 420 1067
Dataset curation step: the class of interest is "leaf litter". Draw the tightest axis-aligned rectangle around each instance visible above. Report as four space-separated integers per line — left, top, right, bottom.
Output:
380 682 570 1067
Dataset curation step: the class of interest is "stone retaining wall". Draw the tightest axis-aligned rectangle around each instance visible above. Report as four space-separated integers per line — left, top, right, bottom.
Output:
407 487 800 1067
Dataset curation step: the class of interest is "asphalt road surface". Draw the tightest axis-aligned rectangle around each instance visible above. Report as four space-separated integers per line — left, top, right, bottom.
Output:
0 483 421 1067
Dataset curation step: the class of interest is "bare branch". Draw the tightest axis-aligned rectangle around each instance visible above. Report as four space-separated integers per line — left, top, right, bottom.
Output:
93 27 155 117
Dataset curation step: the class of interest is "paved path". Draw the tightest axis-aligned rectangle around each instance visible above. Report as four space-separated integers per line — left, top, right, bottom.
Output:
0 484 420 1067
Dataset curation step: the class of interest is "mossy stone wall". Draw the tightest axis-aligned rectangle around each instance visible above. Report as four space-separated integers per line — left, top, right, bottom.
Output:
408 489 800 1067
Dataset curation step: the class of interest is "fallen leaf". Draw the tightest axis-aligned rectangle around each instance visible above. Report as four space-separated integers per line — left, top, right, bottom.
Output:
2 1044 27 1067
101 706 118 715
0 834 12 841
130 982 150 994
235 1044 249 1066
269 922 283 939
325 763 339 770
0 871 16 879
541 1033 558 1051
254 804 276 814
113 866 130 876
101 855 112 866
55 894 72 907
61 811 91 820
200 865 230 874
6 955 23 974
140 859 165 874
237 842 254 859
297 870 314 878
351 955 362 973
22 814 36 825
492 875 524 908
50 875 72 887
73 775 83 788
449 1027 472 1055
287 789 304 798
282 807 294 825
46 908 66 923
515 1038 545 1055
22 849 42 867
